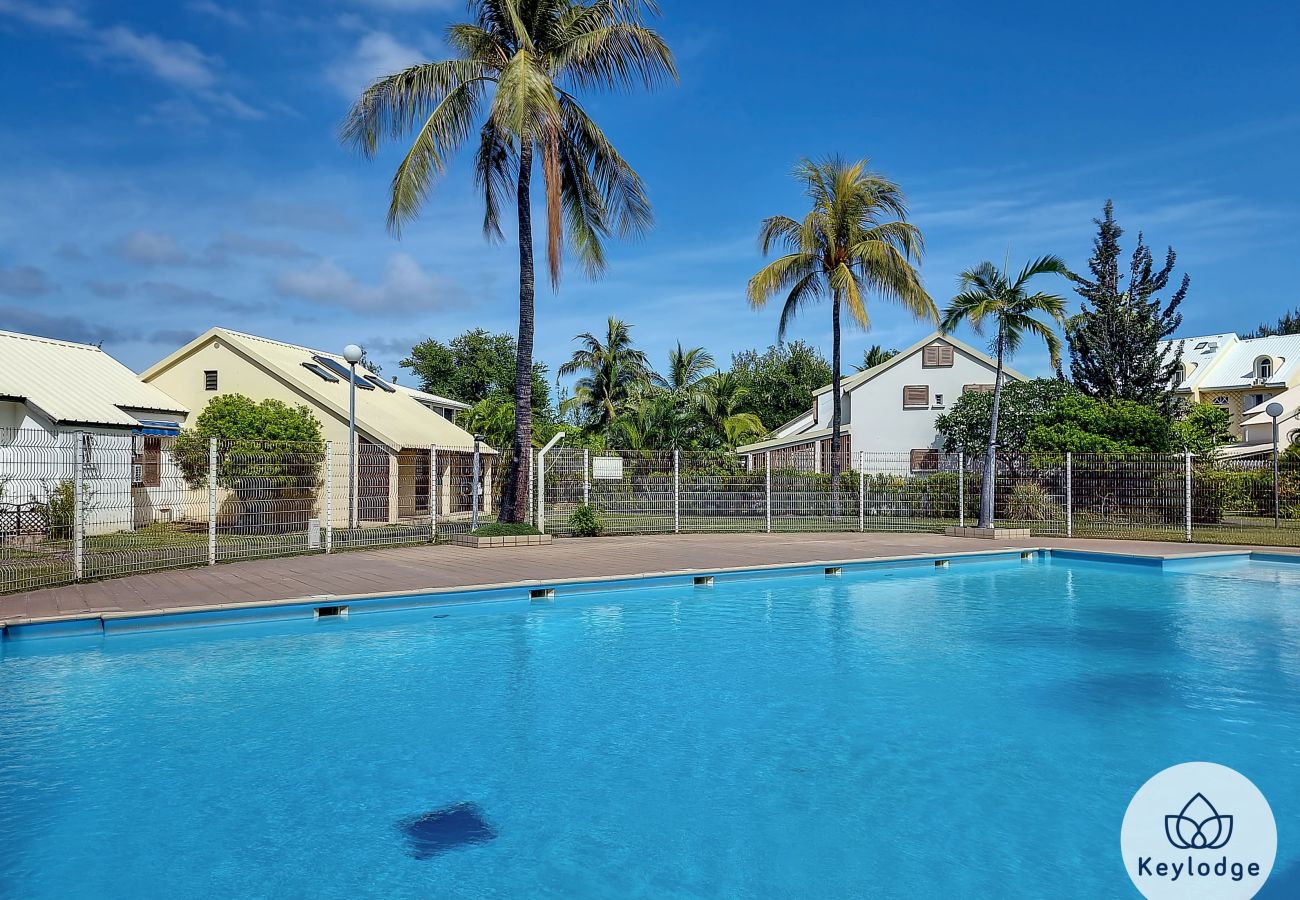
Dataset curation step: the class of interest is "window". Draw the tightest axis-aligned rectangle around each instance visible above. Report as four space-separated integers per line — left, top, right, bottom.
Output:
301 361 340 383
903 385 930 408
132 436 161 488
1257 357 1273 380
1251 394 1267 409
204 370 218 391
364 374 397 393
922 343 954 368
911 449 939 472
963 383 995 394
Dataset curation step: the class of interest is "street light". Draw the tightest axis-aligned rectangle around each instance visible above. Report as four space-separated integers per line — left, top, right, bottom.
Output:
1267 401 1285 528
343 343 363 530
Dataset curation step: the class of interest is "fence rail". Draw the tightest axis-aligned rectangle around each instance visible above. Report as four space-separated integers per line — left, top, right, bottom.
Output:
4 430 1300 595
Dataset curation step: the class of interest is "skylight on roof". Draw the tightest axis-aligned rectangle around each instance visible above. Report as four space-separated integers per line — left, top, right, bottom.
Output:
312 355 374 389
301 361 340 383
365 374 397 393
1194 342 1207 350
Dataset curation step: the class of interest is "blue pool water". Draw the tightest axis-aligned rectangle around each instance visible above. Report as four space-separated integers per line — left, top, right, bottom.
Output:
2 554 1299 898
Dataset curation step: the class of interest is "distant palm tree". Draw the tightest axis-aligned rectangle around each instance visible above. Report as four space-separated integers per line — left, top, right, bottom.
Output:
340 0 675 522
559 317 651 429
941 255 1069 527
651 342 714 398
698 371 765 449
748 157 934 507
857 344 898 371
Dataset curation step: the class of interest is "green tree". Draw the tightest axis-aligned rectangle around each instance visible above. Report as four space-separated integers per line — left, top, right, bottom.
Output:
559 317 652 430
1066 200 1188 413
697 371 765 449
1173 402 1235 455
728 341 832 431
857 344 898 371
748 157 934 506
941 256 1069 527
1245 308 1300 339
935 378 1076 456
172 395 325 530
355 346 383 377
651 342 714 399
1024 395 1173 453
401 328 551 414
341 0 675 522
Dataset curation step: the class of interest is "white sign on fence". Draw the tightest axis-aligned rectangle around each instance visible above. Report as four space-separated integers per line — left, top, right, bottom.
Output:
592 456 624 480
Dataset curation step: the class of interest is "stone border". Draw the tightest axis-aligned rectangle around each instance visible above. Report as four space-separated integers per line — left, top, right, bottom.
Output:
448 533 553 549
945 526 1031 540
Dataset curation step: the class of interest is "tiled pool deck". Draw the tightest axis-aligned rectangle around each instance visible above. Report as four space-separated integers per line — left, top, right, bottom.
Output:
2 533 1294 627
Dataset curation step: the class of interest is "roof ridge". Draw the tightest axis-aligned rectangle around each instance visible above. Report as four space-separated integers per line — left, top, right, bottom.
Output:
0 329 104 352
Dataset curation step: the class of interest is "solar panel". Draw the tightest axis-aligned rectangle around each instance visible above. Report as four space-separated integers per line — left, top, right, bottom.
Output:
301 361 340 383
312 355 374 389
365 374 397 393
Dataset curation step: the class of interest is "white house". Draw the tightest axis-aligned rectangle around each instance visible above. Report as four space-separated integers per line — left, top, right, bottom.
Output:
0 329 190 535
737 331 1025 472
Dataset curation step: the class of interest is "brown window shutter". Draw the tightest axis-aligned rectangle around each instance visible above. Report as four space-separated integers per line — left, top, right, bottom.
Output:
903 385 929 407
911 449 939 471
143 437 162 488
963 383 995 394
922 345 938 367
937 344 954 366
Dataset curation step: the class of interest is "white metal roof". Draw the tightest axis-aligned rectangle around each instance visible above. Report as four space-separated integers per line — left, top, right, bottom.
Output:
1197 333 1300 390
1158 333 1238 391
142 328 492 453
395 383 471 412
0 329 188 427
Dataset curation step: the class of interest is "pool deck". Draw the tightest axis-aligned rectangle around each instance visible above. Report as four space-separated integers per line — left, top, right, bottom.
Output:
3 532 1295 628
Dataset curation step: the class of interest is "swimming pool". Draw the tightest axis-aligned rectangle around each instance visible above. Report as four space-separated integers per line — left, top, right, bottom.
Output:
2 551 1297 898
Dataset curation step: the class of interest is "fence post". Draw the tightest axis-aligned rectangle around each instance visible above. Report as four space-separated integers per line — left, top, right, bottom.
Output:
583 448 590 507
858 451 865 532
765 450 772 533
958 451 965 528
1066 452 1073 538
429 444 437 543
673 449 680 534
73 431 85 581
323 440 333 553
1185 451 1193 543
208 436 218 565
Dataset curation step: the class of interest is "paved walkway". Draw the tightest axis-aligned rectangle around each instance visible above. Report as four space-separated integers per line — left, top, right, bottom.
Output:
1 532 1290 626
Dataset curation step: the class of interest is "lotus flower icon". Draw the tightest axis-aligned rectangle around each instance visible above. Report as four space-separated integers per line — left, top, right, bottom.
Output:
1165 793 1234 849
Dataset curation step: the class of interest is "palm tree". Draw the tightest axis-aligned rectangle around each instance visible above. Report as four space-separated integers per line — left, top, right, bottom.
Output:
748 157 935 507
940 256 1069 528
559 317 652 429
698 371 765 449
651 343 714 395
340 1 675 522
857 344 897 371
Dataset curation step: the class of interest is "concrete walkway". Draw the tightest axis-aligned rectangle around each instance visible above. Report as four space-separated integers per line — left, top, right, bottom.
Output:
1 532 1291 626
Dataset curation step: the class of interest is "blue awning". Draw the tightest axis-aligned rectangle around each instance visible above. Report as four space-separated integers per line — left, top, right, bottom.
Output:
133 419 181 435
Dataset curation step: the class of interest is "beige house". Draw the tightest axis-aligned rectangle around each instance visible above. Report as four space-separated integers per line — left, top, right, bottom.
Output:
141 328 492 525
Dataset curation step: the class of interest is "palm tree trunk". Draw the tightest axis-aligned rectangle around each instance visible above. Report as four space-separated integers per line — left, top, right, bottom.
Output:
499 140 535 524
829 290 843 514
979 328 1006 528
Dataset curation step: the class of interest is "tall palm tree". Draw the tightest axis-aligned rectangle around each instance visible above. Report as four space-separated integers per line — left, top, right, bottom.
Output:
340 0 675 522
651 343 714 397
559 316 651 429
698 371 765 449
857 344 898 371
748 157 935 506
941 255 1069 528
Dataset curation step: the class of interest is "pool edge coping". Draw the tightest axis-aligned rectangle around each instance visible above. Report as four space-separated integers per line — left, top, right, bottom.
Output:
1 544 1283 641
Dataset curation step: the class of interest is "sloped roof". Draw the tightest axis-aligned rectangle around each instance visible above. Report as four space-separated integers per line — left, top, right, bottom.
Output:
810 331 1027 397
1198 333 1300 390
142 328 491 453
396 383 471 411
1157 333 1238 391
0 329 187 427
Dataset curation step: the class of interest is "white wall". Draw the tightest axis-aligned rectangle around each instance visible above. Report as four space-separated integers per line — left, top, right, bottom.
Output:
844 344 1001 457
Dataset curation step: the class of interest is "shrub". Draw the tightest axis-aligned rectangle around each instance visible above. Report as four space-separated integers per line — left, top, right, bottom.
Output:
1003 482 1061 521
568 504 605 537
471 522 543 537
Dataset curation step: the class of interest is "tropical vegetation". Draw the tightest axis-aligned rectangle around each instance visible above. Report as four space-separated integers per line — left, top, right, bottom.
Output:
342 0 675 522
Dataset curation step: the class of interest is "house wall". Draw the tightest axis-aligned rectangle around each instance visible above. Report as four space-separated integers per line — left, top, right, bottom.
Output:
842 344 1001 457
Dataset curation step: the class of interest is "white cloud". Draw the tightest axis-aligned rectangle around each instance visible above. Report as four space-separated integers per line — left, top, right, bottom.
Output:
210 232 315 261
272 253 455 312
94 25 218 90
0 0 86 30
328 31 428 98
111 230 194 266
348 0 460 9
186 1 248 27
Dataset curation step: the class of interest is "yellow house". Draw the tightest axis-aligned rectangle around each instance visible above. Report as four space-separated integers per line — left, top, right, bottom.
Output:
141 328 493 525
1162 332 1300 443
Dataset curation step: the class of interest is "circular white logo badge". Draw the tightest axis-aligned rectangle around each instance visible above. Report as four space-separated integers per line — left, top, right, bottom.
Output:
1121 762 1276 899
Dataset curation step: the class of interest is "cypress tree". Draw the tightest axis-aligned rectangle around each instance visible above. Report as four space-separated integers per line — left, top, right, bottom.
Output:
1066 200 1188 414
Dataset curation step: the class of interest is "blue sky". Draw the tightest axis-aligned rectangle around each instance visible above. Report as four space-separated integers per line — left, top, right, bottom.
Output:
1 0 1298 389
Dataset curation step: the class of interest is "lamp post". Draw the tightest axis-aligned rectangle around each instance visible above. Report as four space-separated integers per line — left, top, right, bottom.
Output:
471 434 483 531
343 343 363 530
1267 401 1285 528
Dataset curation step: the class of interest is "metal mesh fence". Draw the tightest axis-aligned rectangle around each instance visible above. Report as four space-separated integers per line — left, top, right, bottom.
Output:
11 431 1300 596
